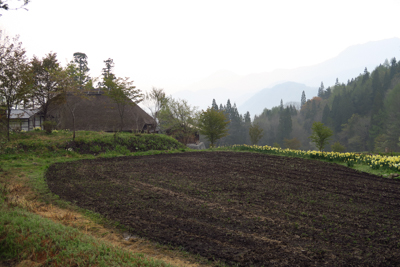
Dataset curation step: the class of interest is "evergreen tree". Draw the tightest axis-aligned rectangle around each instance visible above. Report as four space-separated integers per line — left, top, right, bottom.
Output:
102 58 115 80
318 82 324 97
362 67 369 84
301 91 306 107
325 87 332 99
278 107 292 145
72 52 90 88
244 111 251 124
382 71 391 91
321 104 331 126
384 84 400 151
390 57 397 79
211 99 219 110
331 95 342 133
225 99 232 117
368 69 385 147
100 58 116 90
289 105 297 116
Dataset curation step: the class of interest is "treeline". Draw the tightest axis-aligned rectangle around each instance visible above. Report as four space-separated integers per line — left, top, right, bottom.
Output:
206 58 400 152
0 32 143 140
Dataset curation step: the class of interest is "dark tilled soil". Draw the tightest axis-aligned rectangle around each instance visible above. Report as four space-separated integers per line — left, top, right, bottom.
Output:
46 151 400 266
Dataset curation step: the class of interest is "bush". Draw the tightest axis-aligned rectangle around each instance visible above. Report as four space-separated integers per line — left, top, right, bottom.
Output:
273 142 281 148
331 142 346 152
284 138 301 150
42 121 57 134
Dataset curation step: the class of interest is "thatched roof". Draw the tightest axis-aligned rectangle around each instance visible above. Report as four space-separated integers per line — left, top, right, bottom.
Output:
47 92 155 132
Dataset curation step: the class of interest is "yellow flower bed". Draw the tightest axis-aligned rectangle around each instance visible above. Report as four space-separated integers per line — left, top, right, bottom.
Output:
229 144 400 171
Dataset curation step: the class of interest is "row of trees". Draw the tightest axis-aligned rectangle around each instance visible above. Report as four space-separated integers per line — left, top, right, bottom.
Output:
194 58 400 152
247 58 400 152
154 93 332 151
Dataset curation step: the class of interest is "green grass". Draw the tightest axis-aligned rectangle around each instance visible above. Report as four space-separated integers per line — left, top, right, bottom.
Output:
0 208 172 266
2 130 186 156
0 130 190 266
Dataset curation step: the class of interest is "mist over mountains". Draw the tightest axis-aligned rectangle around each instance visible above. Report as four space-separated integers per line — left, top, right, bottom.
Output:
172 38 400 117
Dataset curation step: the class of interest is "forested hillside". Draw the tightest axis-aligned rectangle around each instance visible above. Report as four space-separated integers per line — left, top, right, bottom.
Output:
206 57 400 152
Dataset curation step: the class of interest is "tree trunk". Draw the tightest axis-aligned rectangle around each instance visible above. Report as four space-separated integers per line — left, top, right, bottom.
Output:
6 106 11 141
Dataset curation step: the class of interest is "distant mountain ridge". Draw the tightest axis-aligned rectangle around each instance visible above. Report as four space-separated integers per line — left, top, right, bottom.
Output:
239 82 317 117
172 38 400 116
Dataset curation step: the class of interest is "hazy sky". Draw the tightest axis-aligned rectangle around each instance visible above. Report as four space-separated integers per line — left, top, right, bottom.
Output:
1 0 400 94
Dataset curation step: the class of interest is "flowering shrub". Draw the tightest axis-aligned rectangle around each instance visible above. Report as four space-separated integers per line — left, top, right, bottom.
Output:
34 127 42 131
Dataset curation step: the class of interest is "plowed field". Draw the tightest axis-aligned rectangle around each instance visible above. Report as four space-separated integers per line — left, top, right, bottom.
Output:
46 151 400 266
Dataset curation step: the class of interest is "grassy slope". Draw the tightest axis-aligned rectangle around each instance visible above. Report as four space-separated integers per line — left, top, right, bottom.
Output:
0 131 206 267
1 130 397 266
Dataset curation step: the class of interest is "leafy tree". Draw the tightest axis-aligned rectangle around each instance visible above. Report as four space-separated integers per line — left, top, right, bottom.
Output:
309 121 333 151
104 76 143 131
158 97 199 144
143 87 166 133
72 52 90 88
198 108 229 148
249 123 263 145
51 63 87 140
0 33 31 141
30 52 62 121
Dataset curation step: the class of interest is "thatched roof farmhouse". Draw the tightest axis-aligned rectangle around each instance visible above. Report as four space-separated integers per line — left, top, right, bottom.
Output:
47 91 155 132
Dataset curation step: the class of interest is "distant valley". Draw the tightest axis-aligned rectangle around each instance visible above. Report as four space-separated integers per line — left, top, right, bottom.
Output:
172 37 400 116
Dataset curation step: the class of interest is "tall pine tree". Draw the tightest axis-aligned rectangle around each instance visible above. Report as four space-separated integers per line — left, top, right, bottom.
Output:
301 91 306 107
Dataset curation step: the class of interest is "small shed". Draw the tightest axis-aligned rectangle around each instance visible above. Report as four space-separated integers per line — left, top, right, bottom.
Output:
8 109 43 131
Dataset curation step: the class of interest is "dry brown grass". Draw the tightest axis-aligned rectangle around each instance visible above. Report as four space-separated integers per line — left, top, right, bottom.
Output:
1 175 208 267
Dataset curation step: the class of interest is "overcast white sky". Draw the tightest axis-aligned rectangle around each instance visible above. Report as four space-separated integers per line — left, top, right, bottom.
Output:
1 0 400 94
